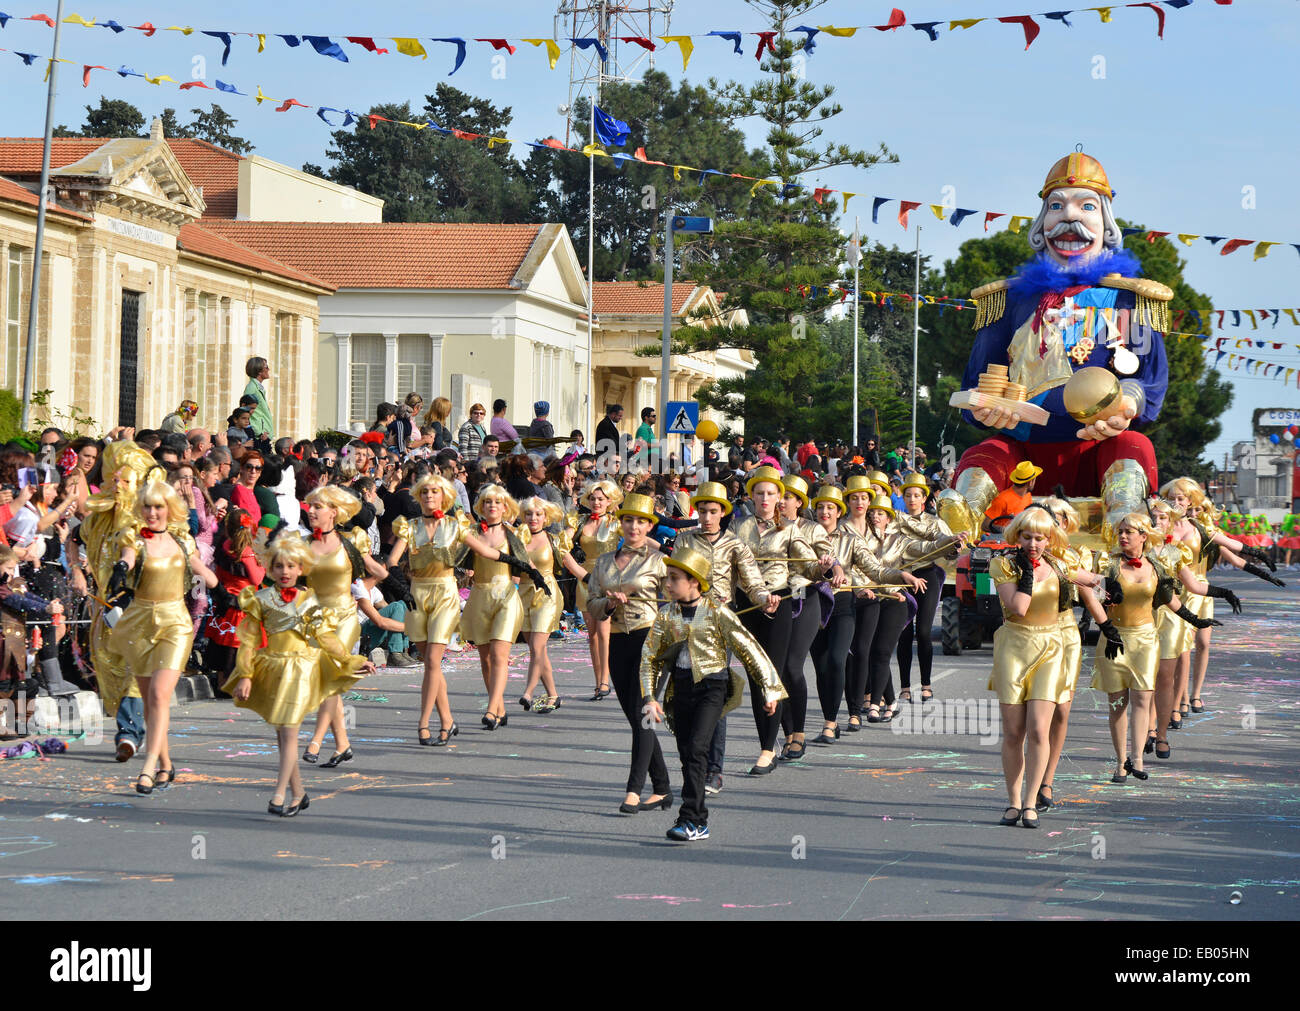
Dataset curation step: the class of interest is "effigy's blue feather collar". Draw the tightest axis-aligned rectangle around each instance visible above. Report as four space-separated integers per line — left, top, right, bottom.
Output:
1008 248 1141 297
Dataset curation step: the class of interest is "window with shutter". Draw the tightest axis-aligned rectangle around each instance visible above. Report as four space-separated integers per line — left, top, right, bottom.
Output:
397 334 432 403
349 334 385 425
4 248 22 393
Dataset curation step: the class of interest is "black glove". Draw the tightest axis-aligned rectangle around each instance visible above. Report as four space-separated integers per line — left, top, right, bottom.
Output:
528 566 551 596
1243 562 1285 588
1204 584 1242 615
1173 603 1221 630
1013 549 1035 595
208 582 234 615
1239 544 1275 571
1103 575 1124 606
1097 620 1125 660
107 560 130 600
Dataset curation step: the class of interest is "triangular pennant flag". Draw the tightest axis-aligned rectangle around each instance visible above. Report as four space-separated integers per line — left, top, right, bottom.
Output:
24 14 55 27
571 36 608 62
1145 230 1169 243
793 25 820 51
707 30 743 54
100 19 124 32
581 143 609 159
658 35 693 69
1220 239 1252 256
1121 227 1142 238
984 212 1005 232
0 12 12 28
275 98 309 113
256 33 266 53
813 187 832 204
699 168 724 185
1128 2 1167 38
1287 310 1300 325
81 64 106 87
304 36 349 62
1044 11 1074 26
276 34 299 46
254 86 277 105
872 196 891 225
167 26 195 36
1204 235 1226 246
1008 215 1033 233
367 114 390 131
346 37 390 55
201 31 232 66
1177 233 1199 245
930 204 946 221
619 36 656 51
316 107 343 125
1244 310 1257 329
817 26 858 37
115 65 143 77
64 13 95 27
912 22 941 41
1254 241 1277 260
522 38 561 69
950 208 977 227
215 80 245 94
949 19 984 30
898 200 921 229
179 80 212 90
874 9 906 30
130 23 157 37
750 178 778 197
754 30 778 60
144 73 176 85
475 39 517 55
432 38 467 75
841 192 855 212
393 38 428 59
998 15 1041 49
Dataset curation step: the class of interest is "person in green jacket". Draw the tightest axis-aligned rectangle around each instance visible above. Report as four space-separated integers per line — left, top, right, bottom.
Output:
243 357 274 441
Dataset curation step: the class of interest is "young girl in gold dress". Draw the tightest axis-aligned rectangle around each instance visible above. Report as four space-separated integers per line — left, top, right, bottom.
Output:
570 480 623 700
226 531 373 816
516 497 586 714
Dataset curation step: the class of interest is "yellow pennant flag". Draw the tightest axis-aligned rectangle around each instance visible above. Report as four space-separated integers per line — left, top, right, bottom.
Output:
393 38 428 59
582 143 610 159
1177 233 1199 246
1288 368 1295 385
166 26 194 36
841 191 856 212
403 121 428 130
145 73 177 85
1285 309 1299 325
930 204 946 221
42 57 75 82
1227 354 1236 368
1235 338 1250 348
1254 241 1278 260
658 35 694 70
257 34 266 53
950 19 984 30
1007 215 1033 234
816 25 859 37
254 85 276 105
1090 7 1113 23
521 39 561 70
750 178 778 198
672 165 700 182
1244 310 1258 329
64 14 96 26
487 137 510 149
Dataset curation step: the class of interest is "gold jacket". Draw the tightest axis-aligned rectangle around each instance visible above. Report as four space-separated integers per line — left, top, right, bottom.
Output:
790 517 833 592
391 513 472 578
731 515 820 592
586 545 666 633
672 528 770 606
826 524 902 588
638 598 787 730
893 511 962 564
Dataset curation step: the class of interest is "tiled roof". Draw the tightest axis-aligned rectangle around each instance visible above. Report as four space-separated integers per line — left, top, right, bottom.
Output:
0 176 91 220
593 281 696 316
178 223 334 291
194 221 545 289
0 137 243 218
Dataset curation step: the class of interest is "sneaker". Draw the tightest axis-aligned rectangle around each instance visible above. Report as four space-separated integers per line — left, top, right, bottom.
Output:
704 773 723 795
387 651 420 668
114 739 137 762
666 820 709 842
368 648 388 666
549 629 565 640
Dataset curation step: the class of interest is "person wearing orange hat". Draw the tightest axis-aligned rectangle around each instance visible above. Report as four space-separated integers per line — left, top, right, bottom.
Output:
937 152 1170 549
982 461 1043 536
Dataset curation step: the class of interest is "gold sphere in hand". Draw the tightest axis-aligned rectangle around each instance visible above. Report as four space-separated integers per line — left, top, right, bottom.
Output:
1063 367 1121 424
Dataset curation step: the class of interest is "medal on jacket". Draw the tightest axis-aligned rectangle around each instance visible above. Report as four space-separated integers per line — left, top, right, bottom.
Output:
1069 337 1094 364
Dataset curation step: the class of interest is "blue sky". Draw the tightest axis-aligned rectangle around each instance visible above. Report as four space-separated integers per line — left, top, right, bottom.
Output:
1 0 1296 462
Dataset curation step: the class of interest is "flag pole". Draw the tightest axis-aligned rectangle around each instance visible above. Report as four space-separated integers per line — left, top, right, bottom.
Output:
852 215 860 447
911 224 921 472
586 97 595 442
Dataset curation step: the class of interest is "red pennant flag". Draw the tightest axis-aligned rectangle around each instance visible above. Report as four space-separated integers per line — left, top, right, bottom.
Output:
1217 311 1225 328
634 147 649 161
451 128 481 140
1145 230 1170 243
367 114 390 131
1127 2 1167 39
542 137 565 149
984 211 1005 232
898 200 921 229
131 22 157 37
475 39 517 55
813 187 832 204
1220 239 1252 256
754 30 778 60
619 36 656 51
275 98 309 113
25 14 55 27
81 65 107 88
998 15 1041 49
874 9 906 31
346 37 390 55
179 80 213 90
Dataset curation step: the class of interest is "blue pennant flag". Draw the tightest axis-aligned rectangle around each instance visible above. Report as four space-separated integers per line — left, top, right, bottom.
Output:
707 31 743 54
0 12 12 28
571 37 608 62
16 52 38 65
793 25 820 52
949 208 977 227
1205 236 1226 246
215 80 246 95
304 36 349 62
1164 0 1192 8
201 31 233 66
100 20 125 32
1121 227 1142 239
317 107 343 125
912 22 941 41
116 65 143 77
277 35 301 48
432 38 467 75
871 196 891 225
1044 12 1073 27
593 106 630 147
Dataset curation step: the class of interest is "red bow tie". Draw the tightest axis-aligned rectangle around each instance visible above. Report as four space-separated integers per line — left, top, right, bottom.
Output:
1030 557 1040 570
279 587 299 604
313 528 331 542
1123 556 1144 568
430 510 444 521
1165 534 1174 544
140 528 155 539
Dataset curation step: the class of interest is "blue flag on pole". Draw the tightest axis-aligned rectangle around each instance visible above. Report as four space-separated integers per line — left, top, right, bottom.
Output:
593 106 629 147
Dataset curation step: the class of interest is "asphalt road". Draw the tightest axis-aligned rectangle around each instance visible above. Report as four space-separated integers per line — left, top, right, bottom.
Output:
2 568 1296 921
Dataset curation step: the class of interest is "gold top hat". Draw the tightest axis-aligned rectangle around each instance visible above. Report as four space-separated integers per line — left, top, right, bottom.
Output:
1009 461 1044 485
1040 151 1113 199
844 475 876 497
867 493 896 519
690 480 733 516
745 465 785 498
900 471 930 494
665 546 711 595
867 470 891 495
811 484 847 515
615 492 659 524
781 473 810 508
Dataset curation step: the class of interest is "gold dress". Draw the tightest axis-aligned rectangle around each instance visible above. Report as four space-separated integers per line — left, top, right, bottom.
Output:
988 554 1070 705
460 525 526 644
520 527 574 635
392 514 469 645
1053 545 1093 694
573 512 621 613
108 531 197 676
1157 540 1196 660
1091 557 1162 694
305 528 370 653
221 586 366 726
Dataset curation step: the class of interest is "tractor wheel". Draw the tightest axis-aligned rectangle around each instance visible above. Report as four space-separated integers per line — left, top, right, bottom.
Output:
941 596 962 655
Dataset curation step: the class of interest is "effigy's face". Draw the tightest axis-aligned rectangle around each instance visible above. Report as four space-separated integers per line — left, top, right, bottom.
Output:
1041 187 1105 264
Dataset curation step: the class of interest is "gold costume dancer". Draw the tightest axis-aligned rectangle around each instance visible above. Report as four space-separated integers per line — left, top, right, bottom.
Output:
570 480 623 700
388 474 472 746
517 496 585 713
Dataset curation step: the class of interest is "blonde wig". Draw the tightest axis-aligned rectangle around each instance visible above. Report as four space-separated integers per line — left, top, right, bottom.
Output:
1147 497 1184 525
579 478 623 512
1040 495 1082 535
518 496 563 529
1003 504 1069 557
256 528 316 575
411 473 458 514
138 479 189 528
1114 511 1157 548
305 484 361 525
474 483 520 523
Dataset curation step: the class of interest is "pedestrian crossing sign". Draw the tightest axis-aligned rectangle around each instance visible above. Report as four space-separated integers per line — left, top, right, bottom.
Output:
665 401 699 435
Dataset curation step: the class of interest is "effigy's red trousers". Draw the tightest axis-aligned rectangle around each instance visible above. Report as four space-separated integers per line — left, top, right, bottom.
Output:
954 431 1158 497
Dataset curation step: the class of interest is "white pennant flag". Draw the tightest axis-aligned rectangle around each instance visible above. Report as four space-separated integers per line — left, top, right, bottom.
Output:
846 222 862 268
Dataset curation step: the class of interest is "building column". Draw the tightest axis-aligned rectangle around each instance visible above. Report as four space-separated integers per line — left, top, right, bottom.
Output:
335 332 350 430
429 333 443 401
383 331 399 405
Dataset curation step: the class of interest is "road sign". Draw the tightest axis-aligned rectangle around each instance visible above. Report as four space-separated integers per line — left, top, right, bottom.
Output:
665 401 699 435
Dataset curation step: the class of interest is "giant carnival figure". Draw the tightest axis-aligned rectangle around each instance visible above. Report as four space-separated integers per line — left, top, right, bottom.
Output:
937 151 1172 547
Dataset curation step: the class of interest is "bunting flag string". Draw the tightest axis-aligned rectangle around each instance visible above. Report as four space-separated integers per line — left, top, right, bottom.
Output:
5 37 1292 268
0 2 1237 71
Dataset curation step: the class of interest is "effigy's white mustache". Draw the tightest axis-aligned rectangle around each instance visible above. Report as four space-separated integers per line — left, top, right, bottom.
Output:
1046 220 1095 241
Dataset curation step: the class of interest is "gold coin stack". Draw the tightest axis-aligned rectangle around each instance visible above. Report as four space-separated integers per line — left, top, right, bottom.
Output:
1002 382 1027 402
977 365 1008 398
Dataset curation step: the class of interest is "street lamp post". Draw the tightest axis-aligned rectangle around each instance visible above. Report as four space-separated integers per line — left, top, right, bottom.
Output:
661 213 712 466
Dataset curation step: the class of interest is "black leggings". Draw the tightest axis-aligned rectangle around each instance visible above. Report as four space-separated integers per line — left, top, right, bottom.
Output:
609 629 670 796
739 593 790 752
868 599 909 705
812 593 855 724
779 591 820 737
897 564 944 689
847 599 879 718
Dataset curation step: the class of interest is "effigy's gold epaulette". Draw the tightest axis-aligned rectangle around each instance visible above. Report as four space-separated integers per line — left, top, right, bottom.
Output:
1100 273 1173 332
970 279 1010 330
